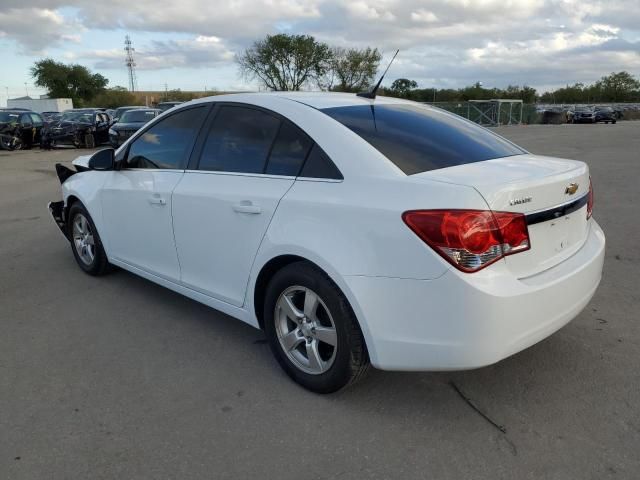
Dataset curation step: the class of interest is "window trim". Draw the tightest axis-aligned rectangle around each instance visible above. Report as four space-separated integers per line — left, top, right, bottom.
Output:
117 103 213 171
190 101 343 180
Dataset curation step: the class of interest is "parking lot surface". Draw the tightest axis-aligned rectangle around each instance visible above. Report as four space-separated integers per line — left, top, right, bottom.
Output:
1 123 639 479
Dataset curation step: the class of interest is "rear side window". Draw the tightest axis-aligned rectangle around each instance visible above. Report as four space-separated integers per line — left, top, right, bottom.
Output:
265 121 313 176
299 144 343 180
322 104 525 175
199 106 280 173
126 106 207 169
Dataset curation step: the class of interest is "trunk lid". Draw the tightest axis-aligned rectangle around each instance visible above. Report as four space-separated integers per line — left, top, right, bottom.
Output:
417 154 591 277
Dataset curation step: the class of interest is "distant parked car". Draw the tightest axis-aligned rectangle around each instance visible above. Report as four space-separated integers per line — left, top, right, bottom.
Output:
0 110 44 150
157 101 183 112
568 106 596 124
41 110 110 149
594 106 617 124
109 108 161 147
112 106 147 124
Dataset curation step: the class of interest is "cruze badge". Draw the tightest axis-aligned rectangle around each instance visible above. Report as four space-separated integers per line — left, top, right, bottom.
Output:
509 196 532 206
565 183 579 195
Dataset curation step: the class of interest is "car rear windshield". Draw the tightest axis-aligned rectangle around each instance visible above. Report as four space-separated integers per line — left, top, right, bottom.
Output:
321 104 525 175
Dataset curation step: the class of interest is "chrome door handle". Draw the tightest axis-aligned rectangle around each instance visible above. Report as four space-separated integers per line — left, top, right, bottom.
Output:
232 201 261 214
148 196 166 206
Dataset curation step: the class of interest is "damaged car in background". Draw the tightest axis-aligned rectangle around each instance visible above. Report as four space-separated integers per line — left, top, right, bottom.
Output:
0 110 44 150
41 109 111 149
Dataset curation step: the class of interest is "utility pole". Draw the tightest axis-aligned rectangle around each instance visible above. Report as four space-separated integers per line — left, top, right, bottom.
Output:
164 83 168 100
125 35 138 92
24 82 29 97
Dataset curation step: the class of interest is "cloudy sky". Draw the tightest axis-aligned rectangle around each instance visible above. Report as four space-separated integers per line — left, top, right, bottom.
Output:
1 0 639 103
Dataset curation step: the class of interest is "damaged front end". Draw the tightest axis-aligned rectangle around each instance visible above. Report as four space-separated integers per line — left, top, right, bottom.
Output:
0 123 22 151
41 122 93 150
48 163 80 240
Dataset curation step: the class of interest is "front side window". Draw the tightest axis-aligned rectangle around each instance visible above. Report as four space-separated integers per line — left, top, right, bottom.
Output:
322 104 526 175
29 113 43 125
126 106 207 169
198 106 280 174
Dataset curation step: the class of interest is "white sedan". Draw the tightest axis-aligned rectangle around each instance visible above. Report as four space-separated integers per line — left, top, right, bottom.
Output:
49 93 605 393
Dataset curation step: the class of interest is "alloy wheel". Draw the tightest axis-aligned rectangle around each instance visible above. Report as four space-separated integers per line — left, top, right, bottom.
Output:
274 286 338 375
72 213 96 265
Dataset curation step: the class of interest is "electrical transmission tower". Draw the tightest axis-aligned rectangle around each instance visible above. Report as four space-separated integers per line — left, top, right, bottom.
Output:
124 35 138 92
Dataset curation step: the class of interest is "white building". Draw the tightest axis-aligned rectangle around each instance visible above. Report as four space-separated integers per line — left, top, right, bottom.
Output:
7 96 73 113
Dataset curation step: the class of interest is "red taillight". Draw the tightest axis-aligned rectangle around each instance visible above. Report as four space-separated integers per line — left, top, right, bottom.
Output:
587 177 594 219
402 209 530 272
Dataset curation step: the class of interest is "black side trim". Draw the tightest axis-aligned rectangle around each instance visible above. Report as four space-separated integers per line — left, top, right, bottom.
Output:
525 194 589 226
48 200 70 239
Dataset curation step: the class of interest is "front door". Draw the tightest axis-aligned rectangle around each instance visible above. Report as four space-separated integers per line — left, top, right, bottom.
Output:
100 105 209 282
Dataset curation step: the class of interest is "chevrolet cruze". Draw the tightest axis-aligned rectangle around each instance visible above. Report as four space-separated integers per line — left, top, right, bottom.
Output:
49 93 605 393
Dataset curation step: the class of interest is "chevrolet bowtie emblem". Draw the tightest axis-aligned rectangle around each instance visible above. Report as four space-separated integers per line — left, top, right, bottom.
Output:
565 183 579 195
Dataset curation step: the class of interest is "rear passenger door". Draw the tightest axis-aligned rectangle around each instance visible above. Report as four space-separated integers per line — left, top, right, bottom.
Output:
172 104 312 307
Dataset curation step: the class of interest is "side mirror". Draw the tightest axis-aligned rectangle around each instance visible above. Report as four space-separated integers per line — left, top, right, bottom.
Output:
88 148 115 171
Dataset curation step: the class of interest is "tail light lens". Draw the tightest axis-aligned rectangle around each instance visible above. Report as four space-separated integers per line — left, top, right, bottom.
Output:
402 209 530 272
587 177 594 219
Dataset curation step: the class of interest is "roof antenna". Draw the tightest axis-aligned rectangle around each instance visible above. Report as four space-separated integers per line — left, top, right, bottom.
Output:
357 49 399 100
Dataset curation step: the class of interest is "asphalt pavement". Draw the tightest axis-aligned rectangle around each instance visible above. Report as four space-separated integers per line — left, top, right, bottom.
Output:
1 123 639 479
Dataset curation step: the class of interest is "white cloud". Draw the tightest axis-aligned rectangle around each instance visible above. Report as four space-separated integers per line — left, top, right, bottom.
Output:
80 35 234 70
0 0 639 90
0 8 84 53
411 9 438 23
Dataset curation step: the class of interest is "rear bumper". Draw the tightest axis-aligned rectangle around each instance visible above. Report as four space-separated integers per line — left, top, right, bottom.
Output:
345 220 605 371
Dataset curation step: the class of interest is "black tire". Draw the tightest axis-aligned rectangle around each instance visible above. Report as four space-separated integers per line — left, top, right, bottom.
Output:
84 132 95 149
612 120 617 124
264 262 369 393
67 202 111 276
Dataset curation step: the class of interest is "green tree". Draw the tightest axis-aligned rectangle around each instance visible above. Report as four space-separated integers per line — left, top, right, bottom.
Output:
237 34 332 91
596 71 640 102
327 47 382 92
31 59 108 107
388 78 418 97
90 87 136 108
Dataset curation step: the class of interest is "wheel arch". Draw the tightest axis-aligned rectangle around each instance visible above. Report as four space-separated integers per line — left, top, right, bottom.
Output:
253 254 308 330
251 252 378 364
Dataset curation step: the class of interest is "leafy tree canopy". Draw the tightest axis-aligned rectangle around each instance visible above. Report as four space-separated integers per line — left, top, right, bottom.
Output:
328 47 382 92
237 34 332 91
31 59 108 107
